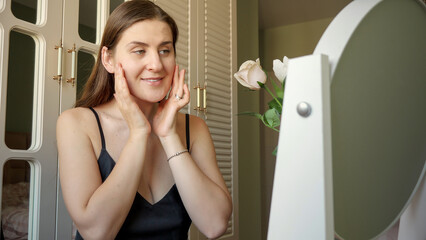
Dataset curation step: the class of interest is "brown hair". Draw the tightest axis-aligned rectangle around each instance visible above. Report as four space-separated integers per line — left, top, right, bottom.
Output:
75 0 178 108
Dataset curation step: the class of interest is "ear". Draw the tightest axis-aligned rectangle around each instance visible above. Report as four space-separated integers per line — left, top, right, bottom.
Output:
101 46 115 73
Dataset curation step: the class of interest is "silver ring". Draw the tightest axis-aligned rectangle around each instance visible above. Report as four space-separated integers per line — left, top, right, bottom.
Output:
175 94 183 100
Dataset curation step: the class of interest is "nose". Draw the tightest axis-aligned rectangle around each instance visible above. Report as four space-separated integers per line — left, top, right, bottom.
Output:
146 51 163 72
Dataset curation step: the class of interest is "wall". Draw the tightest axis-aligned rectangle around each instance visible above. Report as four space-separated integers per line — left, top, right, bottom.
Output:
260 17 333 69
237 0 262 239
258 17 333 239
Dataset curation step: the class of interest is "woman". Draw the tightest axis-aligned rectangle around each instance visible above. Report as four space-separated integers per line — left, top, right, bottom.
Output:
56 1 232 239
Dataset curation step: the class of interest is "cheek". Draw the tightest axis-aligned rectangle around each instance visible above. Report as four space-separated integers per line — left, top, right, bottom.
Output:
169 58 176 70
165 60 176 76
120 60 139 78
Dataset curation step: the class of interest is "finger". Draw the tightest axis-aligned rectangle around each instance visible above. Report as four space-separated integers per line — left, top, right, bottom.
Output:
115 64 130 95
174 67 186 101
179 68 185 89
169 65 179 102
171 65 179 94
114 64 123 93
182 83 190 102
113 93 124 110
175 83 190 107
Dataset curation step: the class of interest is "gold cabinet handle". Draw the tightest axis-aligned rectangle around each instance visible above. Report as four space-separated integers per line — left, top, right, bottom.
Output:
53 40 63 82
202 83 207 113
194 83 201 111
193 83 207 116
66 44 76 87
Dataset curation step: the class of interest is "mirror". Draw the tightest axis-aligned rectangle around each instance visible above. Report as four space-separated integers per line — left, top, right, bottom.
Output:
314 0 426 238
269 0 426 239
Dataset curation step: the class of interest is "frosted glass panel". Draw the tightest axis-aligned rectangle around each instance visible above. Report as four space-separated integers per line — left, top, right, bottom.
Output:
5 30 35 150
110 0 124 14
79 0 97 43
76 50 95 100
11 0 37 24
1 160 31 240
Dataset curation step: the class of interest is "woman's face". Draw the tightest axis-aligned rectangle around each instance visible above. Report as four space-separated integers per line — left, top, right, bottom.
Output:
108 19 176 103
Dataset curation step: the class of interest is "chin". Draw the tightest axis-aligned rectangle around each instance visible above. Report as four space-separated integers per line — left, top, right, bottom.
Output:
138 93 168 103
130 87 169 103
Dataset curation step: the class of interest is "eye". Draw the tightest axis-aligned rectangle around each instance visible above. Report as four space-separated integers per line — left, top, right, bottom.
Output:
133 49 145 55
159 49 171 55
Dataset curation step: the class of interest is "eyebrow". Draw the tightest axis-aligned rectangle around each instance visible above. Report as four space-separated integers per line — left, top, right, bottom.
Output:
126 41 173 48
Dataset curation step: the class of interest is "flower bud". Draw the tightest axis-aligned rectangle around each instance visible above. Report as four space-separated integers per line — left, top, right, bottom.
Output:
272 56 289 83
234 58 267 90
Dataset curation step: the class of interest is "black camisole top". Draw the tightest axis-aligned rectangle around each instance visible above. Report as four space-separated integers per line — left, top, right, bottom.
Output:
75 108 192 240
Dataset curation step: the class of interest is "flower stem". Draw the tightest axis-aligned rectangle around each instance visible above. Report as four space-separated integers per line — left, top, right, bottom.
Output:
264 84 282 108
269 126 280 132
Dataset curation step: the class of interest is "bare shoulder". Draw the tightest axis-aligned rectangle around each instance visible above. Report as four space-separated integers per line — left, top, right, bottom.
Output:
179 113 211 136
58 107 92 129
56 107 99 142
190 114 210 132
58 107 91 121
56 107 104 165
186 114 214 148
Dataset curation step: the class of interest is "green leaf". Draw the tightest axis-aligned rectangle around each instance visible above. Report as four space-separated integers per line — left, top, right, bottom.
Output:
271 79 284 99
238 112 263 119
263 109 281 128
257 81 265 89
272 145 278 156
268 97 283 114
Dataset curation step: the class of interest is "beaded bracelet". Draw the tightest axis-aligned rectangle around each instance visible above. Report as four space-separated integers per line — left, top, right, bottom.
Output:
167 149 188 162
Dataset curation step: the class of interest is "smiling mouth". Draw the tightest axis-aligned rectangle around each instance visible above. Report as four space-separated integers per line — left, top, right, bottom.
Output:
142 77 163 82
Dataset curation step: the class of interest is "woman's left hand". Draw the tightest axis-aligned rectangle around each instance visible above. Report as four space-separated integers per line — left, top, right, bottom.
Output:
152 65 189 138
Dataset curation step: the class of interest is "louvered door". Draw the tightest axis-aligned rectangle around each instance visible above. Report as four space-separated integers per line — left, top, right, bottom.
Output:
194 0 238 239
154 0 193 114
156 0 238 239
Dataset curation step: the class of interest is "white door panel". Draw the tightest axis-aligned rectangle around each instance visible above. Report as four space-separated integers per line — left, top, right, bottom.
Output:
0 0 63 239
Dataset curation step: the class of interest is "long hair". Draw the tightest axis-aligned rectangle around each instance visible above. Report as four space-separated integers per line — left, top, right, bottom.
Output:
75 0 178 108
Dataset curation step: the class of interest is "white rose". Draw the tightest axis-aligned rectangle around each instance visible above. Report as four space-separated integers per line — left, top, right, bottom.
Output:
234 58 267 90
272 56 289 83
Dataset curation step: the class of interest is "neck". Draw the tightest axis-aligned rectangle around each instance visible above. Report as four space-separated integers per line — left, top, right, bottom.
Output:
111 98 159 122
137 99 158 122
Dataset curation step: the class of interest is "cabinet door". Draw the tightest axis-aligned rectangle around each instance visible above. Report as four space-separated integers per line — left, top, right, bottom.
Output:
0 0 63 239
157 0 238 239
195 0 239 239
60 0 103 112
154 0 194 115
204 1 238 238
56 1 125 238
156 1 238 239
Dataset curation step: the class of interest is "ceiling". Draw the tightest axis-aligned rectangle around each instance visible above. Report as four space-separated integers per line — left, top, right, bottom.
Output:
259 0 353 29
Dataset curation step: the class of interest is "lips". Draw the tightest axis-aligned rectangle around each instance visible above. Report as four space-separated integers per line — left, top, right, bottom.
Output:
141 77 164 85
141 77 163 82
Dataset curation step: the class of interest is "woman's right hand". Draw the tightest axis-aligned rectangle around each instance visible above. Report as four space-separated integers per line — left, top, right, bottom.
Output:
114 63 151 136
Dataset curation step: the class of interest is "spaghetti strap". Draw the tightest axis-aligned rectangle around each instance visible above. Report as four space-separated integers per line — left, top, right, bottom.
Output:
89 107 106 149
186 114 190 151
